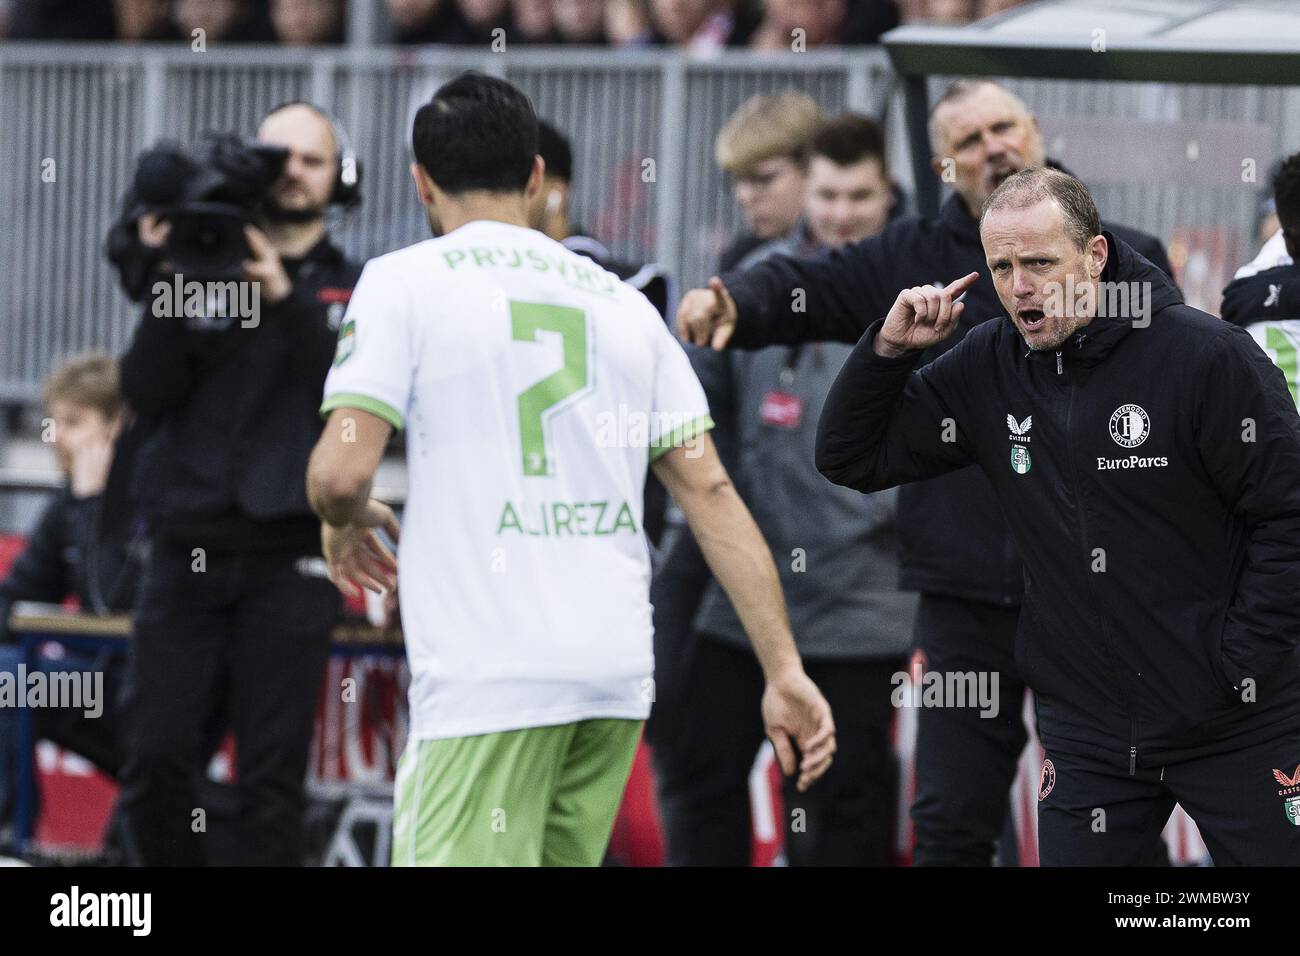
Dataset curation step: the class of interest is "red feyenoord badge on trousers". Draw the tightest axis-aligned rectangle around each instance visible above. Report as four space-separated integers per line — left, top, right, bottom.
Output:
760 391 803 428
1038 759 1056 801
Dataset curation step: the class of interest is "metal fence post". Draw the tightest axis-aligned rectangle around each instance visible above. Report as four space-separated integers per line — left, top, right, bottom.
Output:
655 55 687 288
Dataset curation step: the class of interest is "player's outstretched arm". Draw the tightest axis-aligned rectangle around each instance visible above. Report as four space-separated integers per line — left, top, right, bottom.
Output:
307 407 400 597
677 231 897 351
652 435 836 791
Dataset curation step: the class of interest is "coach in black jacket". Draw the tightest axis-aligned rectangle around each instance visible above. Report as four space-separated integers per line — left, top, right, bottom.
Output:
116 103 363 867
816 167 1300 865
677 79 1174 865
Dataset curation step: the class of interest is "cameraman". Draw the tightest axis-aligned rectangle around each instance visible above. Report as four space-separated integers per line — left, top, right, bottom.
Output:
117 103 363 866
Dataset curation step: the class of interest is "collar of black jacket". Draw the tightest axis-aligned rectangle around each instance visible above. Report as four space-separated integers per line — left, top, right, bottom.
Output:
288 234 346 267
283 234 348 281
1023 229 1184 368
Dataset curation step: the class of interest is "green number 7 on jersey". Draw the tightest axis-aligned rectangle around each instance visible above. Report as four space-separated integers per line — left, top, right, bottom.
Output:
511 301 592 476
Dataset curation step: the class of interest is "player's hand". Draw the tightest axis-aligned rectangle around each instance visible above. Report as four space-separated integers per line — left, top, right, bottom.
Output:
761 665 837 792
243 225 292 305
874 271 980 358
322 499 401 598
677 276 738 350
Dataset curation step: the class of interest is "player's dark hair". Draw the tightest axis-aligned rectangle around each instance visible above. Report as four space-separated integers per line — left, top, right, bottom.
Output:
412 71 538 195
806 113 887 173
537 120 574 184
1274 151 1300 235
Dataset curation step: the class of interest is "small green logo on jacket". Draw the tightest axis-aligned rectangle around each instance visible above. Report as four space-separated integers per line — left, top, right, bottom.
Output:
1010 445 1032 475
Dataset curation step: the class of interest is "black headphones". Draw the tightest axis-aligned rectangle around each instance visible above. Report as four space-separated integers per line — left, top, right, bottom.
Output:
262 100 362 210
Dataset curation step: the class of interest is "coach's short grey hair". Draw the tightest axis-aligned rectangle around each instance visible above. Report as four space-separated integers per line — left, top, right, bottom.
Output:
980 166 1102 251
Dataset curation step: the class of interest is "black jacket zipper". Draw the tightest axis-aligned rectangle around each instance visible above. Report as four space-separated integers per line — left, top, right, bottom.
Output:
1060 355 1141 775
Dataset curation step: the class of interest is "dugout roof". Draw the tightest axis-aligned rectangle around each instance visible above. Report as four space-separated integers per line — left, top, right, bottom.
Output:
881 0 1300 215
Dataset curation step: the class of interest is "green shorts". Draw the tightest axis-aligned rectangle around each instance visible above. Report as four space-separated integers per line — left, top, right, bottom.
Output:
391 718 643 867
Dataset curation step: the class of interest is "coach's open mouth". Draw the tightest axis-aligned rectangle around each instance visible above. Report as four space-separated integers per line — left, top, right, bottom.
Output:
1018 308 1045 331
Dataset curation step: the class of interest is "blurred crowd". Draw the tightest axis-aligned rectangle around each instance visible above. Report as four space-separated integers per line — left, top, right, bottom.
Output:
0 0 1035 46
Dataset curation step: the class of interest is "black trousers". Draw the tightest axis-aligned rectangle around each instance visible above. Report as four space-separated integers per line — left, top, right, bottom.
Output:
1039 722 1300 865
910 593 1028 866
118 541 338 866
653 635 903 866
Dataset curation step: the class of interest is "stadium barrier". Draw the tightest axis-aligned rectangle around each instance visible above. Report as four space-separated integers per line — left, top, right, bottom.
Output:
0 43 1297 399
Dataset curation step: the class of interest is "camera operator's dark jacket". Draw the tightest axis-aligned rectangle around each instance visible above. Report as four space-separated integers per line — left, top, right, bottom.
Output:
120 237 362 553
0 487 143 642
722 179 1172 608
815 234 1300 770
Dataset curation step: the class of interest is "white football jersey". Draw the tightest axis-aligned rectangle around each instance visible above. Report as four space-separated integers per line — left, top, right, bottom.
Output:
322 220 713 739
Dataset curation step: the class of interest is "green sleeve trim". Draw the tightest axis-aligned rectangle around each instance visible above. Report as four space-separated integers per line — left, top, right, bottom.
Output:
649 414 715 461
320 392 405 431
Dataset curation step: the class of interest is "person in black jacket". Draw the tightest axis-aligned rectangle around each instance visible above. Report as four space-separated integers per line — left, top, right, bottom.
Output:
0 355 143 846
816 166 1300 865
116 103 363 867
678 78 1174 865
1220 150 1300 410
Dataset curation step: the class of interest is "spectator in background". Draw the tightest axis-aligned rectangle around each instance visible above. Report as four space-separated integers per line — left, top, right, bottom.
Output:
749 0 845 50
607 0 653 46
115 0 179 40
271 0 344 44
714 91 823 271
0 354 144 855
510 0 555 42
172 0 274 43
654 114 911 866
553 0 605 43
441 0 511 42
649 0 761 50
387 0 449 41
8 0 116 38
750 0 899 49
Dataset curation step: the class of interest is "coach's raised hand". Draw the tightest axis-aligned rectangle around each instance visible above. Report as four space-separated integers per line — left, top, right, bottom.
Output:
676 276 739 350
873 271 980 358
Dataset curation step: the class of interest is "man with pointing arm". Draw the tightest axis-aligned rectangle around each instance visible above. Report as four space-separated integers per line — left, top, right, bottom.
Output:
814 166 1300 865
677 79 1174 866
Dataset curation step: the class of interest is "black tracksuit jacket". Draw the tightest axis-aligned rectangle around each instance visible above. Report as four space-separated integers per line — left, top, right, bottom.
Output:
724 188 1172 607
815 235 1300 770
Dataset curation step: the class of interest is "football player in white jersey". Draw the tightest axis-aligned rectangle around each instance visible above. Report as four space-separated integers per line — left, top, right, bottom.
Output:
307 72 834 866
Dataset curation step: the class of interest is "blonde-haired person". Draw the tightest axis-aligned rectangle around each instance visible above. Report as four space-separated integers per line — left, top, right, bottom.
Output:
0 353 145 859
714 91 823 271
606 0 653 45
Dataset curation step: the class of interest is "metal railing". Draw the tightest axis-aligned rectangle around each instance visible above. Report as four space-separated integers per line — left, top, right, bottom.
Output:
0 42 1296 400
